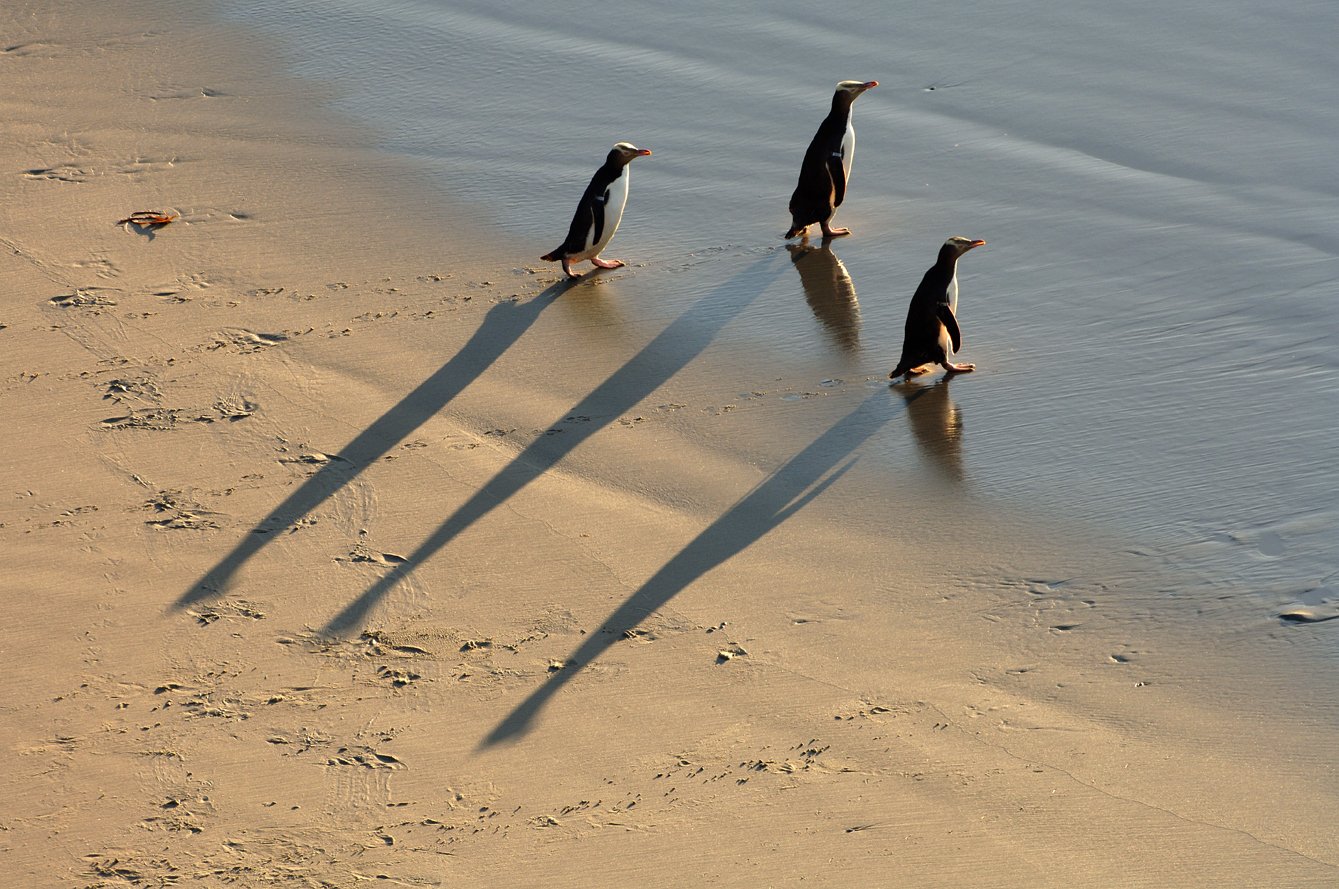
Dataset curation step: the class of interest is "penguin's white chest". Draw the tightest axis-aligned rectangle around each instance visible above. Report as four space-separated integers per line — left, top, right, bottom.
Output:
574 170 630 261
939 273 960 356
840 120 855 181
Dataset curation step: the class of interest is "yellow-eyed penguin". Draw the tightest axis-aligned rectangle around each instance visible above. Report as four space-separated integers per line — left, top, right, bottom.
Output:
541 142 652 278
784 80 878 239
889 237 986 379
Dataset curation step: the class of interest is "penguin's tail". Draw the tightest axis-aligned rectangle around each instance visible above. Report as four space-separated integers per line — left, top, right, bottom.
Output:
888 363 909 381
782 226 803 239
540 249 560 262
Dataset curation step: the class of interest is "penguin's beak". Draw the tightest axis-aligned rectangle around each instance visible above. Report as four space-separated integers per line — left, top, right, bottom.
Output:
863 80 879 90
636 148 652 157
967 239 986 250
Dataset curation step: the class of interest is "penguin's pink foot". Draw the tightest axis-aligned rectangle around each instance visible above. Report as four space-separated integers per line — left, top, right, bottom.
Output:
944 362 976 374
899 365 931 379
590 257 625 269
821 224 852 237
560 259 581 278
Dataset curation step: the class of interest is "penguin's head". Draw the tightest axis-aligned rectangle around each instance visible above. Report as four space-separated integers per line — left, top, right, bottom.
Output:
610 142 653 165
836 80 879 98
944 236 987 258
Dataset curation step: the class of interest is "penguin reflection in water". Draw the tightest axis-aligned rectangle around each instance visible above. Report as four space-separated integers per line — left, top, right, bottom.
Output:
541 142 652 278
889 237 987 380
898 377 966 484
784 80 878 239
786 239 861 354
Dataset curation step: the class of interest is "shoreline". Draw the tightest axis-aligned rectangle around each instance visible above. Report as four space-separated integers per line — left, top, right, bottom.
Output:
2 3 1337 886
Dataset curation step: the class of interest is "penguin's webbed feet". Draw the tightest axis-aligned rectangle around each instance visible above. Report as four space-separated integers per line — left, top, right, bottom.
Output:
590 257 625 270
944 362 976 374
820 224 851 237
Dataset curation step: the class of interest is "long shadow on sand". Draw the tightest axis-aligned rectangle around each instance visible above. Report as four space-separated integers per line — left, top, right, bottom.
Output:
481 387 912 747
174 277 578 612
319 251 788 636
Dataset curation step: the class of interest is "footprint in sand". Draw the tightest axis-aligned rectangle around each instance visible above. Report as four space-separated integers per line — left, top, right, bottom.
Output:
102 376 162 404
23 163 89 183
204 328 292 354
72 257 121 279
101 408 180 431
49 288 119 311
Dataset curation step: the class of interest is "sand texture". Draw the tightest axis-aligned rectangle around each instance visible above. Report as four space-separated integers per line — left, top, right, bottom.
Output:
2 2 1338 887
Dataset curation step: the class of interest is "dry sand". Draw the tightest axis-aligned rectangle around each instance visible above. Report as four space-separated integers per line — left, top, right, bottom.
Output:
2 3 1337 886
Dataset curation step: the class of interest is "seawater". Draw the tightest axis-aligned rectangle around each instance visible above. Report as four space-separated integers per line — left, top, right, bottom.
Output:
220 0 1339 647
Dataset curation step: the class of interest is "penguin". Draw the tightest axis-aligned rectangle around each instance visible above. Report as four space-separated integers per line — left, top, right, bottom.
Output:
784 80 878 240
889 236 987 380
541 141 652 278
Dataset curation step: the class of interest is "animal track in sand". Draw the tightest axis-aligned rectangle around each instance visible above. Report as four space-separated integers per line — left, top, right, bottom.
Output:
277 450 349 473
84 855 178 886
325 745 405 770
337 542 409 567
102 408 181 431
715 645 749 664
2 41 61 56
188 599 266 626
276 630 432 663
103 376 162 404
202 327 293 354
49 287 119 311
140 791 214 835
180 271 213 290
376 665 423 688
202 396 257 422
23 156 175 183
23 163 87 183
72 256 121 279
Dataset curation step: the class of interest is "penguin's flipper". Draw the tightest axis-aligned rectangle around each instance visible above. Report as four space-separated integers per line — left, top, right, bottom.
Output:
552 203 594 260
591 190 608 247
827 152 847 208
937 305 962 353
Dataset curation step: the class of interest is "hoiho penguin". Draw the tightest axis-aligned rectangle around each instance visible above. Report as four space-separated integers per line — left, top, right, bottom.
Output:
784 80 878 239
889 236 987 380
541 141 652 278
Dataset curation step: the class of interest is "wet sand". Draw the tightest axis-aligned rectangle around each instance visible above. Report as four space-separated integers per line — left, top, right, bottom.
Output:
3 2 1338 886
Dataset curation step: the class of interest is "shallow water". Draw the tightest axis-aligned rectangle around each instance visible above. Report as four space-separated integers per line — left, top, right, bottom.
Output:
222 0 1339 647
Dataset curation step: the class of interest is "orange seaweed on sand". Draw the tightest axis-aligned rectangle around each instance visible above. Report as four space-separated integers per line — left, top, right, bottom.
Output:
116 210 178 227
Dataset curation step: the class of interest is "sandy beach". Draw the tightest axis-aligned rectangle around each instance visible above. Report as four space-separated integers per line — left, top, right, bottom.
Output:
3 2 1338 886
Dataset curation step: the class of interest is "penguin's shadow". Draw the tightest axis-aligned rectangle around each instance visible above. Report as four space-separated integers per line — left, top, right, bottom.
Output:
314 251 789 637
481 387 904 748
786 238 861 355
894 376 966 484
173 275 581 614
